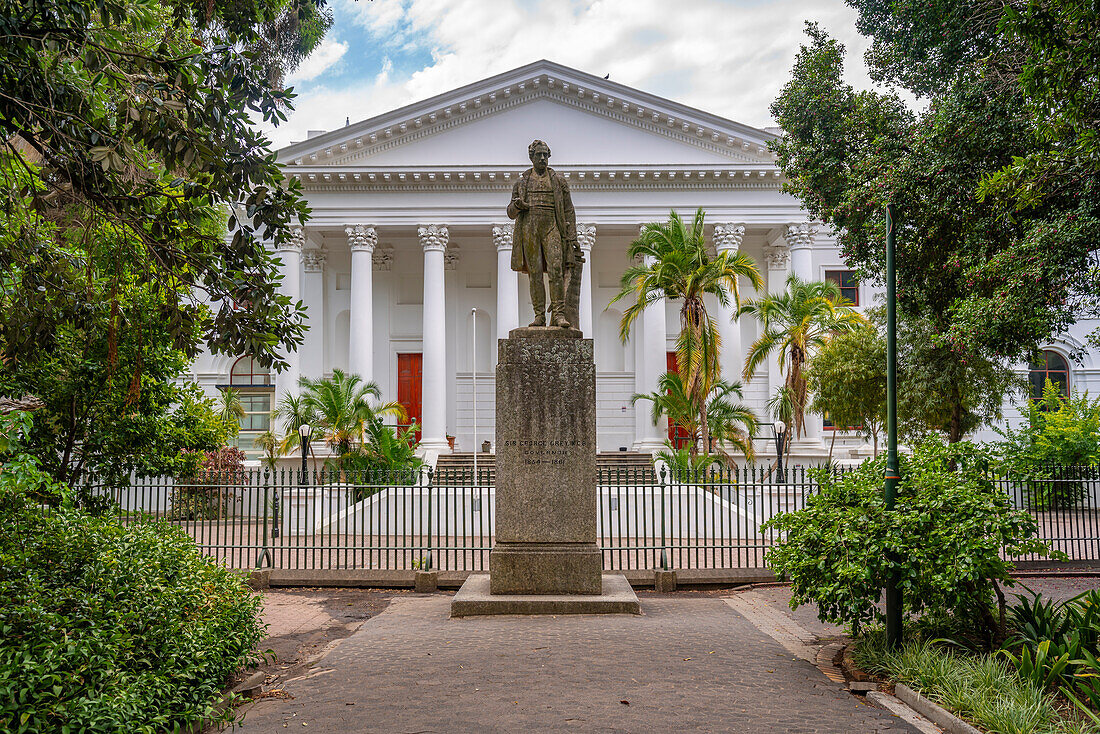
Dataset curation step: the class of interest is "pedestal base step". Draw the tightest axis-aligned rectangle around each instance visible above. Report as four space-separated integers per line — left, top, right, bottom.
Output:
450 573 641 617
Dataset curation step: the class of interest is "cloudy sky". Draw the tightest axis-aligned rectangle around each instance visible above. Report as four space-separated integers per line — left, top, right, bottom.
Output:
268 0 879 149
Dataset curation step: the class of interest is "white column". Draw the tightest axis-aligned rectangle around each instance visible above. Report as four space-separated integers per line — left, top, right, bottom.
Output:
634 251 668 453
762 238 791 413
492 224 518 340
577 224 596 337
419 225 450 453
274 226 303 402
713 223 746 386
301 248 326 381
786 222 816 283
346 225 377 384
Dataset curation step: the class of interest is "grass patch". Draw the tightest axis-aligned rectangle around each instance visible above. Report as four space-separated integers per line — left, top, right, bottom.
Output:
853 629 1096 734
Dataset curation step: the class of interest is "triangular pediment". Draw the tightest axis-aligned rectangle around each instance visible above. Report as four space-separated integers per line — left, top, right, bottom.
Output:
279 60 778 170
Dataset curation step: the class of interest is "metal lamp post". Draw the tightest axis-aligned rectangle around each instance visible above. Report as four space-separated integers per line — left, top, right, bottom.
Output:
471 307 479 482
774 420 787 482
299 423 313 481
884 203 903 650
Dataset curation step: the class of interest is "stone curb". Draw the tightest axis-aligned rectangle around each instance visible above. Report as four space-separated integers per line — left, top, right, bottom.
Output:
894 683 983 734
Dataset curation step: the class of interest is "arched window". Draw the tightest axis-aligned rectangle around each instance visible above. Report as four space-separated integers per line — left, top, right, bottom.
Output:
1029 350 1070 400
226 356 274 457
229 356 272 387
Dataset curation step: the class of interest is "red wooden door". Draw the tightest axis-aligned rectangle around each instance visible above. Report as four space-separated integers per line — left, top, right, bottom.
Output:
666 352 694 450
397 353 423 442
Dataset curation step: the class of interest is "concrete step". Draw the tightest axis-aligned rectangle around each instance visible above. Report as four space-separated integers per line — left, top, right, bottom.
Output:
432 451 654 484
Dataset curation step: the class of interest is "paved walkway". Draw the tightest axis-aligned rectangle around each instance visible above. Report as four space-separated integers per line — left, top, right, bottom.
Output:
240 591 921 733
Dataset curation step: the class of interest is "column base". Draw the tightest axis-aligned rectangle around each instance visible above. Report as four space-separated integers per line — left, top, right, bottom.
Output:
418 438 451 454
631 438 667 455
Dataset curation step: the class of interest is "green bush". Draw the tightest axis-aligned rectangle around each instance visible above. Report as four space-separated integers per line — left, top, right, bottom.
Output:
0 413 264 732
995 383 1100 508
763 438 1051 640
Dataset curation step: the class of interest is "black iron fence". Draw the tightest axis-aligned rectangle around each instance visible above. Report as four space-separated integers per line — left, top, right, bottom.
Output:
81 463 1100 572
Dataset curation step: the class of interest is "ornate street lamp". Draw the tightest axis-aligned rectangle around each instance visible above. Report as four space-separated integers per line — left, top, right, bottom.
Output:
299 423 313 481
774 420 788 483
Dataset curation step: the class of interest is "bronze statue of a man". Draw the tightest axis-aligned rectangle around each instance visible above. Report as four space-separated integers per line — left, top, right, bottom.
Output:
507 139 580 328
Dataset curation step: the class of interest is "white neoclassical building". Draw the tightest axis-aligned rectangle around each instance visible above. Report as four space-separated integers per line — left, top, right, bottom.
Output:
188 60 1099 463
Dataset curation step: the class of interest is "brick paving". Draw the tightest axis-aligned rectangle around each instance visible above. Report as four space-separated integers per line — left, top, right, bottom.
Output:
241 593 920 733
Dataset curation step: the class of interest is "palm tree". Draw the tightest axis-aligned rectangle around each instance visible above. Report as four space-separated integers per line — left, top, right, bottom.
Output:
632 371 700 451
612 208 763 454
741 275 867 438
272 392 315 458
253 416 281 471
218 387 245 437
298 369 407 461
632 372 758 460
706 379 758 461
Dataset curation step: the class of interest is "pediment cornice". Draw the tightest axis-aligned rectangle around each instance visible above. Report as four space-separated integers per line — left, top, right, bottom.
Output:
278 60 778 167
287 163 784 192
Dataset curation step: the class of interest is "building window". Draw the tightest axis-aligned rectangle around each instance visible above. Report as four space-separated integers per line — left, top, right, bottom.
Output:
824 270 859 306
230 355 272 387
822 412 861 432
227 356 274 457
1029 350 1070 400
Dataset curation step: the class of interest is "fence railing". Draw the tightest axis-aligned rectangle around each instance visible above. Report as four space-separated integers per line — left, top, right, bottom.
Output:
80 463 1100 572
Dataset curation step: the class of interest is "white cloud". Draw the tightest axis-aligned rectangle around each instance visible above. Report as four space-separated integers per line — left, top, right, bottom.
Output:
286 37 349 84
266 0 881 149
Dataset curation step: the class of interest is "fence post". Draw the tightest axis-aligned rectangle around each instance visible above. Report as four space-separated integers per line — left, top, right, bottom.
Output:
256 469 273 569
424 467 434 572
659 464 669 571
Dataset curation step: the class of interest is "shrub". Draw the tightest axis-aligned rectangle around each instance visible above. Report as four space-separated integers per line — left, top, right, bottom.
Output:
170 445 247 520
995 383 1100 508
0 415 264 732
763 438 1051 641
853 634 1079 734
1004 588 1100 723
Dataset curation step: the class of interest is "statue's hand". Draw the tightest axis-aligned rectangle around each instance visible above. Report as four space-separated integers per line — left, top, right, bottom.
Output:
511 197 529 212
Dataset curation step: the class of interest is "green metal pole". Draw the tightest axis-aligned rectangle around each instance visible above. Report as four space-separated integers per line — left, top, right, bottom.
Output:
885 203 903 650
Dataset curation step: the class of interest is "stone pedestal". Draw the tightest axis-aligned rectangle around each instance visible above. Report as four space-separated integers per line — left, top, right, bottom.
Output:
490 326 602 595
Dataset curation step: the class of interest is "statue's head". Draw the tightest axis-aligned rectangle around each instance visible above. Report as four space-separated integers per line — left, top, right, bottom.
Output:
528 139 550 173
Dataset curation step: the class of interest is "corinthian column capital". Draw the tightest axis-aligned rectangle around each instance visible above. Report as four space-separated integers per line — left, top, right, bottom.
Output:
713 223 746 253
783 221 817 250
576 224 596 252
278 225 305 252
491 224 513 252
346 224 377 253
418 224 449 252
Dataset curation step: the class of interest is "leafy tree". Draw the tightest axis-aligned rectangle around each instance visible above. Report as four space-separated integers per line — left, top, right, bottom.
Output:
764 439 1052 642
0 0 333 483
0 224 232 483
771 17 1100 371
896 313 1021 444
0 0 333 374
613 208 763 454
740 274 867 438
805 325 886 460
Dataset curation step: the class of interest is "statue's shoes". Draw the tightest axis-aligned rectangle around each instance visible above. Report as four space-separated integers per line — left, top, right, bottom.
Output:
529 315 547 327
551 315 572 328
